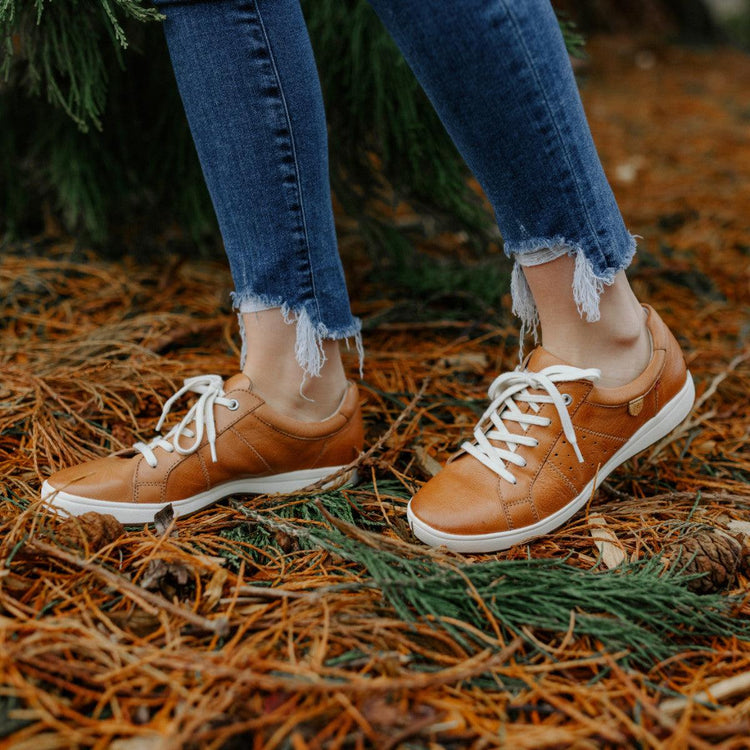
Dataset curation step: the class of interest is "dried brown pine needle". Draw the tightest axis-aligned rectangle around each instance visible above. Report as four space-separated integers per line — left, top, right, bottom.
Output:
2 36 750 749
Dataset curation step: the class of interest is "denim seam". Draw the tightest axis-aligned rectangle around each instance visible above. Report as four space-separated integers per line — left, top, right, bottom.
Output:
252 0 322 324
502 1 605 266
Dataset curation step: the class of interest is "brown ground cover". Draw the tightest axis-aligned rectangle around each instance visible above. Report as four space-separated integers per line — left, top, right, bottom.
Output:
1 37 749 749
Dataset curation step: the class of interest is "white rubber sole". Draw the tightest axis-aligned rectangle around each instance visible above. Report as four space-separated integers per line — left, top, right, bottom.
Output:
41 465 358 525
407 373 696 553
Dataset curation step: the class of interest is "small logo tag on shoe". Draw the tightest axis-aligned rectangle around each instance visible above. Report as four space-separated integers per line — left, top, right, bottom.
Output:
628 396 645 416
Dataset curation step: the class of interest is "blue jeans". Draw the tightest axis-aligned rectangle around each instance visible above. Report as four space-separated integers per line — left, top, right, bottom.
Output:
152 0 635 376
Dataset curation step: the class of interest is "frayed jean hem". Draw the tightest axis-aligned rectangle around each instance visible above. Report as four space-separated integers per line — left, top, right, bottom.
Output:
507 234 638 346
231 291 364 381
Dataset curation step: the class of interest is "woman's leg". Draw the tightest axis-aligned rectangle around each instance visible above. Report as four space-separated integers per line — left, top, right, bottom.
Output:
153 0 360 419
364 0 694 551
41 0 365 523
366 0 648 387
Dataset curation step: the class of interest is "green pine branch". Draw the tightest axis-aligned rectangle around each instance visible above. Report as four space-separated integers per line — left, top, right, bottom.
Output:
0 0 162 131
229 488 749 667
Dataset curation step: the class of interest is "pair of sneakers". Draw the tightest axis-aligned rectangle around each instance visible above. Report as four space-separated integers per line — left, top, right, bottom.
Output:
42 306 694 552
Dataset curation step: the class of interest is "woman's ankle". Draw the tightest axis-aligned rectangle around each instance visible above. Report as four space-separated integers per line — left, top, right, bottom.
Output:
244 367 348 421
521 256 651 388
240 309 348 421
542 317 651 388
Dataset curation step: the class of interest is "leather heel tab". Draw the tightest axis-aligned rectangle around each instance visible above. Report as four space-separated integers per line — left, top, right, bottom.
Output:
643 304 670 352
337 381 361 419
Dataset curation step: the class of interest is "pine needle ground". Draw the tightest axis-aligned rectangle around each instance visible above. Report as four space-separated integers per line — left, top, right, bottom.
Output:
2 37 750 748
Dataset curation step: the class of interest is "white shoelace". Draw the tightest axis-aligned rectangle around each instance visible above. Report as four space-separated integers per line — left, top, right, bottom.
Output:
133 375 238 468
462 364 601 485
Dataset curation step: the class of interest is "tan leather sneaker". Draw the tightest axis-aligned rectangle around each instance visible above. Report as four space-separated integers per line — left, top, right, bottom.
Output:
408 306 694 553
41 374 363 524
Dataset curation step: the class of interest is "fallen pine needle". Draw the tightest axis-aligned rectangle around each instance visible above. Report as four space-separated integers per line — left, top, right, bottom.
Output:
26 539 230 637
659 670 750 716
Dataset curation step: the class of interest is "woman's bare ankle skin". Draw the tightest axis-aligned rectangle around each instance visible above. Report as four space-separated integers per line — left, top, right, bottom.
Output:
240 310 348 421
522 255 651 388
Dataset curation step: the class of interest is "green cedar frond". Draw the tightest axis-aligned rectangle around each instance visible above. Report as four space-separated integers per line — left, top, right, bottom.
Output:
0 0 162 129
230 491 750 667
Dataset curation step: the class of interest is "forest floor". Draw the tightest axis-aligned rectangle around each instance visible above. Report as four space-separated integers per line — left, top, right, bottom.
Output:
1 36 749 749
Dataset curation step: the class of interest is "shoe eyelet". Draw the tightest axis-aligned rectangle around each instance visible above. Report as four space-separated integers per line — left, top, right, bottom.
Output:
227 399 240 411
562 394 573 406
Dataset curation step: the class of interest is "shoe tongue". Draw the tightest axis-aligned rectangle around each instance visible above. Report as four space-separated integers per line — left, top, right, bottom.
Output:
523 346 567 373
223 372 253 392
506 346 567 426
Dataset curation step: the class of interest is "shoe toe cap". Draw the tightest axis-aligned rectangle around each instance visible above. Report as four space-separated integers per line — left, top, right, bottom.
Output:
409 458 510 536
43 456 136 504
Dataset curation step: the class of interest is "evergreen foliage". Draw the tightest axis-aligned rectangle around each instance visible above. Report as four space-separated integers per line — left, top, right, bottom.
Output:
0 0 162 130
228 485 750 666
1 1 214 247
1 1 583 259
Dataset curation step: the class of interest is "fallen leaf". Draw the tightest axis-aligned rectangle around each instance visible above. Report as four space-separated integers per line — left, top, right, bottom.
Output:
110 735 166 750
727 519 750 536
154 504 176 537
588 514 626 569
109 609 162 638
140 558 193 599
439 352 489 372
414 445 442 478
203 568 228 611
